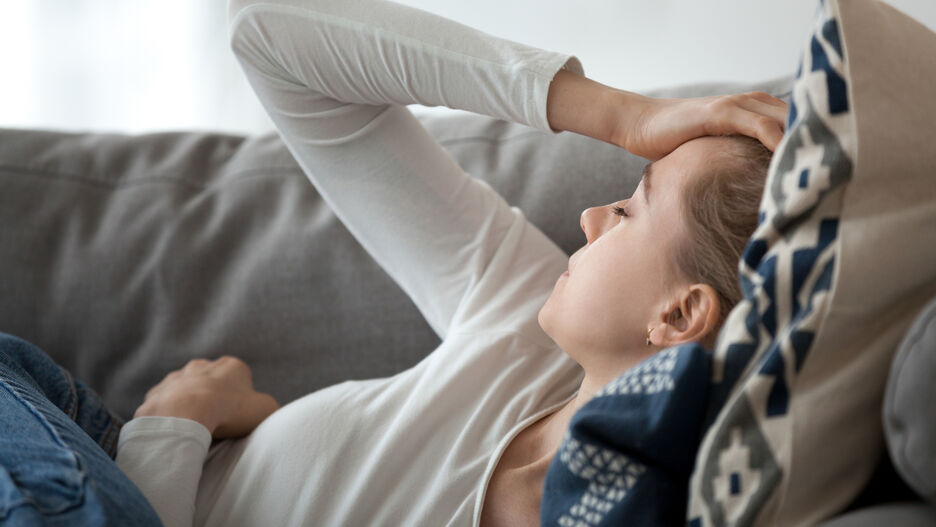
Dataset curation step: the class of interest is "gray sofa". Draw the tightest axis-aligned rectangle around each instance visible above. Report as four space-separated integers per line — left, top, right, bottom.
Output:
0 75 933 525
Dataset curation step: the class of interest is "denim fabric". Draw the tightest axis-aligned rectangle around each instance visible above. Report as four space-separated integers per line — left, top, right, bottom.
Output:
0 331 162 526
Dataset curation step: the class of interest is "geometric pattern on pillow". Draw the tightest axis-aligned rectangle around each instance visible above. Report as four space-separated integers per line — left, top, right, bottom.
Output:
554 435 646 525
541 346 713 526
688 0 857 524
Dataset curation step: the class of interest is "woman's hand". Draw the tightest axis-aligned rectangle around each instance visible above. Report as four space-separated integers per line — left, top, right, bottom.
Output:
546 69 789 160
608 91 789 160
133 356 281 439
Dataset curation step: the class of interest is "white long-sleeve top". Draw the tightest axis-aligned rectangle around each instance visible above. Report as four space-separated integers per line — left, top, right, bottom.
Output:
115 0 586 525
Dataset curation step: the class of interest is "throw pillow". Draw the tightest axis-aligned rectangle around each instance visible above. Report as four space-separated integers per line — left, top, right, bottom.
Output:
884 295 936 504
687 0 936 525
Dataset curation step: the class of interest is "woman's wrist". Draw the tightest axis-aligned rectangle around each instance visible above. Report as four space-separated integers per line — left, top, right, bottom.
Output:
133 392 218 434
546 69 646 146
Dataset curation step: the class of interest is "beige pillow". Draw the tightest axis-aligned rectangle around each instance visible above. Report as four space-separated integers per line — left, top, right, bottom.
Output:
687 0 936 524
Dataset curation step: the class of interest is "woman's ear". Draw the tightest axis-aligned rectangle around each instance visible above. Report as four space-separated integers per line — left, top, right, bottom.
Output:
651 284 720 348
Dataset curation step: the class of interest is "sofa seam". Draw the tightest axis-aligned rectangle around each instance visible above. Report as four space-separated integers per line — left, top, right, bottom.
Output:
0 129 543 190
0 164 304 192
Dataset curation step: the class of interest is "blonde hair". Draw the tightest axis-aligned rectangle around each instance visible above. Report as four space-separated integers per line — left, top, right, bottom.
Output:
673 135 772 325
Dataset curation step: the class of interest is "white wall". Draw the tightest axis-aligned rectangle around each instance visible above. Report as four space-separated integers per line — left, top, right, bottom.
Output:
1 0 934 136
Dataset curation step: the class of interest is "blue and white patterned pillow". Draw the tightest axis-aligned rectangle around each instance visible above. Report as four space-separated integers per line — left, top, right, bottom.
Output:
688 0 936 524
685 1 853 522
543 0 936 524
541 346 711 526
541 1 853 523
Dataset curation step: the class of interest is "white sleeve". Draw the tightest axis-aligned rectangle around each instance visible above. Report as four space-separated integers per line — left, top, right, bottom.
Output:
115 417 212 527
227 0 580 340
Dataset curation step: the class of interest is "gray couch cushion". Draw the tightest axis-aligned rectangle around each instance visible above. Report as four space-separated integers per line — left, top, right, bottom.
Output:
0 75 791 420
885 294 936 504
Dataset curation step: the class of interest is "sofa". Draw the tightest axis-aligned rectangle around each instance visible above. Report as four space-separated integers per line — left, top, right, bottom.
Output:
1 2 935 521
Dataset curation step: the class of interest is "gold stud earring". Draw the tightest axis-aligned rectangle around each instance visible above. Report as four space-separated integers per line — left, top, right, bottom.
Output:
646 328 652 346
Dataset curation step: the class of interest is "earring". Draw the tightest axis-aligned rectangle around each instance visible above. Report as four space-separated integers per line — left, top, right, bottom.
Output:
646 328 652 346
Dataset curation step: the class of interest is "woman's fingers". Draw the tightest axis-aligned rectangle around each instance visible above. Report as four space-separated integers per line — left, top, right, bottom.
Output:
180 356 253 383
215 355 255 385
741 111 784 152
761 121 786 152
705 104 785 151
702 93 789 151
746 90 788 108
184 358 212 371
212 392 281 438
736 94 789 127
719 93 788 129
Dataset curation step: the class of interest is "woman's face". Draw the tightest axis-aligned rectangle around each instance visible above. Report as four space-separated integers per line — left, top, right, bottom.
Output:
538 136 726 374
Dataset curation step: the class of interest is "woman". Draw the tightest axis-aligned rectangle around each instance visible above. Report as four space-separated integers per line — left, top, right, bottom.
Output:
0 0 786 525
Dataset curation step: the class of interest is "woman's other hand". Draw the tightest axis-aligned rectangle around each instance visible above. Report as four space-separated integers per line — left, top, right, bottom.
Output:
133 356 281 439
609 91 789 160
546 69 788 160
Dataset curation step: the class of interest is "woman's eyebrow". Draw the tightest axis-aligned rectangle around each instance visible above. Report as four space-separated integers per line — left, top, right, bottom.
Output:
641 162 654 206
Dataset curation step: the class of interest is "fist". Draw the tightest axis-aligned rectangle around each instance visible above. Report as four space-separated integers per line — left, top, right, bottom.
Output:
134 356 281 439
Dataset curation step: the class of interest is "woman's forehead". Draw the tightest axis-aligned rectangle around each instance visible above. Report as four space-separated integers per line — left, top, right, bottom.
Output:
653 136 734 188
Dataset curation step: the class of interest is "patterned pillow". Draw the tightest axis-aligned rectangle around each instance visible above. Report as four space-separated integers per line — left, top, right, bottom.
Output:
885 295 936 504
687 0 936 525
540 0 936 525
541 346 712 526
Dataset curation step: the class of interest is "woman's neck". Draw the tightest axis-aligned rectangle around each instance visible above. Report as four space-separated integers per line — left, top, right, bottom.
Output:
520 373 607 467
500 371 631 521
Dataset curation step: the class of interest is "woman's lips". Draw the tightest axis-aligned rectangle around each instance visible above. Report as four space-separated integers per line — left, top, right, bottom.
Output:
561 270 569 277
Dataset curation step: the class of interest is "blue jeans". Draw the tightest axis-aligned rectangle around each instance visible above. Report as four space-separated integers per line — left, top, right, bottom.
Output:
0 331 162 526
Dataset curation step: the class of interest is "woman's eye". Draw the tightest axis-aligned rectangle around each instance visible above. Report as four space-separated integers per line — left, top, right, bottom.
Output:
612 205 629 219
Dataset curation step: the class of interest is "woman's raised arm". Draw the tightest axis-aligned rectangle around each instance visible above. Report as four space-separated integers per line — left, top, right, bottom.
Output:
226 0 581 341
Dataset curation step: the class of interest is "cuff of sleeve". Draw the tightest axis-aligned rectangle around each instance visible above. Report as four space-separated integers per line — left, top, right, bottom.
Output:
529 53 585 135
118 416 213 450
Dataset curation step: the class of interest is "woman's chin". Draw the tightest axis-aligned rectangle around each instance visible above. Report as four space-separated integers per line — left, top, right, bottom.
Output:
537 303 550 334
538 302 574 355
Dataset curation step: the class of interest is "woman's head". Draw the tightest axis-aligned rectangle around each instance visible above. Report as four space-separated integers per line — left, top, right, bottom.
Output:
673 135 773 324
538 134 771 377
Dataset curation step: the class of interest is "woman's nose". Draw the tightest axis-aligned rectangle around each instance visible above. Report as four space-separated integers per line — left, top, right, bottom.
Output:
580 203 618 244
